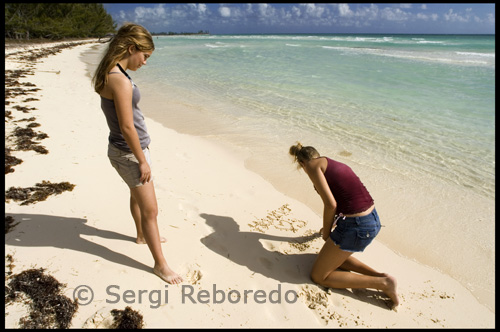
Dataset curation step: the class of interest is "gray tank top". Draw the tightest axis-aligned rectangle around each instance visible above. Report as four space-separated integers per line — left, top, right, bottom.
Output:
100 69 151 152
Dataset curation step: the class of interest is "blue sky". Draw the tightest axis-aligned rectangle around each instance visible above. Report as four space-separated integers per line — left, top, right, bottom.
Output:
102 3 495 35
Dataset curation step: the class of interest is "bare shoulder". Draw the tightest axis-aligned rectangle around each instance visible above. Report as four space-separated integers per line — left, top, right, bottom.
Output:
303 157 328 178
101 73 132 100
108 72 131 89
307 157 328 172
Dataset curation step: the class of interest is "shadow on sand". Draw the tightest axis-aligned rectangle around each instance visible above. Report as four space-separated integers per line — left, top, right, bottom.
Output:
199 213 392 309
200 213 318 285
5 213 151 274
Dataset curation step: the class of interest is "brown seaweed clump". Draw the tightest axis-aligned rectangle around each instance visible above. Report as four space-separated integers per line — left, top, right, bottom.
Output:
5 267 79 329
5 216 20 234
5 67 47 172
111 306 145 329
11 125 49 154
5 180 76 205
5 254 16 277
5 147 23 174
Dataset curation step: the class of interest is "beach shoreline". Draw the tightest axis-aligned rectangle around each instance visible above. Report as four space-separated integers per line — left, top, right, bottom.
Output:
5 40 494 328
130 35 495 312
134 62 495 311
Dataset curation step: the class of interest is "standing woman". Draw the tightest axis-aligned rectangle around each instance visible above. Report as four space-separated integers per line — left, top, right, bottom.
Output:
92 23 182 284
289 143 398 309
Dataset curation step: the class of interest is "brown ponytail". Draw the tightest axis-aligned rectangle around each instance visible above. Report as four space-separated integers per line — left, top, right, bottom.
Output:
289 142 320 167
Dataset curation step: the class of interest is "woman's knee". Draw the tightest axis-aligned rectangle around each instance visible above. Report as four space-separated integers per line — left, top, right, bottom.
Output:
131 185 158 220
310 268 325 285
141 206 158 221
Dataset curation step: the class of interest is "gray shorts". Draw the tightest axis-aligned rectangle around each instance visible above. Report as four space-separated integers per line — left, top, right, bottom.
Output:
108 143 152 188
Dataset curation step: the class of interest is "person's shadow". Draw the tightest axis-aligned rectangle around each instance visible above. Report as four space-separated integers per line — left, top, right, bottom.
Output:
200 213 318 285
5 213 151 273
199 213 393 309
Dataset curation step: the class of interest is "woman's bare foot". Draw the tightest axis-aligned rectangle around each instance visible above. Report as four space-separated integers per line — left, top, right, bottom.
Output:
382 274 400 311
136 236 167 244
153 265 183 284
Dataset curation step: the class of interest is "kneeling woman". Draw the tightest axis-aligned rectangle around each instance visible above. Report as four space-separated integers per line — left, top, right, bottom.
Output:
289 143 399 309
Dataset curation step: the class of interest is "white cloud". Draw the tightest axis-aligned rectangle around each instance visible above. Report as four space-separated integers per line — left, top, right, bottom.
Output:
219 6 231 18
338 3 353 18
188 3 207 16
380 7 409 22
118 10 126 20
171 8 186 19
198 3 207 15
416 13 428 20
134 4 166 21
486 13 495 24
304 3 325 18
258 3 270 16
244 3 254 15
355 3 379 20
107 3 495 34
444 9 469 23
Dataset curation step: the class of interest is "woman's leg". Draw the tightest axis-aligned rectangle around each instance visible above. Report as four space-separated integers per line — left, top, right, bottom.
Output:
339 255 386 277
130 194 166 244
310 238 399 309
130 181 182 284
130 194 144 243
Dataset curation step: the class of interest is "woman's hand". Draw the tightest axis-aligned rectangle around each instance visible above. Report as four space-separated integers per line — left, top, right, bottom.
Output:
318 227 330 241
322 227 330 241
139 161 151 184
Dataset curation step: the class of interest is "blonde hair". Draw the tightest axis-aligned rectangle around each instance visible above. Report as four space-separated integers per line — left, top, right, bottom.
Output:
92 23 155 93
289 142 320 167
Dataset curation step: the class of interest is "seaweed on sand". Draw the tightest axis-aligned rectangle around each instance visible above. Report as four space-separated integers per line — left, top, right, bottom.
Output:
5 216 20 234
5 267 78 329
11 125 49 154
111 306 145 329
5 147 23 174
5 180 76 205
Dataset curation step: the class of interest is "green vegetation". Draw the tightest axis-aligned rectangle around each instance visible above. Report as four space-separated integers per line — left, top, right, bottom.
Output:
5 3 116 40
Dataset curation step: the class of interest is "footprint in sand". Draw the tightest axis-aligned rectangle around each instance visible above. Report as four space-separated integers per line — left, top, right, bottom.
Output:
175 152 191 161
82 306 118 328
186 267 203 285
299 285 368 327
299 284 330 310
261 240 277 251
299 285 342 326
82 306 145 328
177 200 199 220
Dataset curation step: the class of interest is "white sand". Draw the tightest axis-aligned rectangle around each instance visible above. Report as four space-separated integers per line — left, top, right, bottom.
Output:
5 41 494 328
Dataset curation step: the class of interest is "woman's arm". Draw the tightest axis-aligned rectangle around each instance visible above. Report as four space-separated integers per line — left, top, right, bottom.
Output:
110 76 151 184
304 159 337 241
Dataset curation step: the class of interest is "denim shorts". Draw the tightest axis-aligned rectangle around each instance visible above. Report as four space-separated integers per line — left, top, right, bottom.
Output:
108 143 152 188
330 208 381 253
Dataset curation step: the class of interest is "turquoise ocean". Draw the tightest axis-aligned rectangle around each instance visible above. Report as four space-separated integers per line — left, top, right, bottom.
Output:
87 34 495 310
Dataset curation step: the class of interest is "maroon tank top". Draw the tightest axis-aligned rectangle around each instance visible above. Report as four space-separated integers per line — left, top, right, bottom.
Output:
323 157 374 214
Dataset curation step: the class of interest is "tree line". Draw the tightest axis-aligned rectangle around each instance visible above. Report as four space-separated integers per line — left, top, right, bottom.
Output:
5 3 116 40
